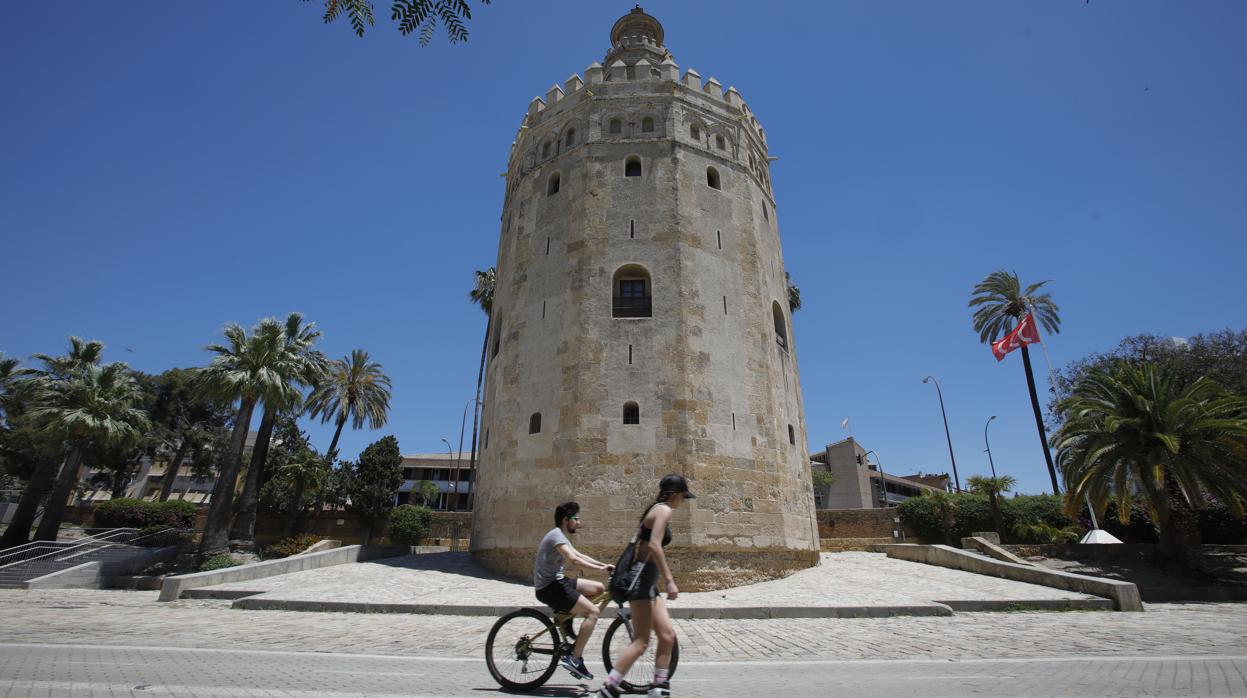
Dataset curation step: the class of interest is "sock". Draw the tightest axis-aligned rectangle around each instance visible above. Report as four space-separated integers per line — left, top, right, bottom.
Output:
605 670 623 688
654 667 670 685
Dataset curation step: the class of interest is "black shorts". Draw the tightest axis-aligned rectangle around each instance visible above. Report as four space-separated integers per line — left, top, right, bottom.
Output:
536 577 581 613
627 563 661 602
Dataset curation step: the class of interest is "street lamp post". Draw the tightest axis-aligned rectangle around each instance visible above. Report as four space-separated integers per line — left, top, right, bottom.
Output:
983 415 999 480
440 437 455 511
922 375 961 492
450 398 481 511
862 449 891 508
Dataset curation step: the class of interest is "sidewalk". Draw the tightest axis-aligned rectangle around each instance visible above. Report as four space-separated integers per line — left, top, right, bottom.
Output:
191 551 1110 617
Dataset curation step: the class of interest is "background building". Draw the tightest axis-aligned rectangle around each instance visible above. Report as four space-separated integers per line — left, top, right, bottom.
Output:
811 437 949 509
472 8 819 590
397 452 473 511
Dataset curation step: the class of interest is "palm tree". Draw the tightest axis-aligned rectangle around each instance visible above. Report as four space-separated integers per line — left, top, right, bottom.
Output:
28 362 150 541
466 267 495 509
229 313 326 546
304 349 392 526
969 270 1062 495
197 321 302 555
966 474 1018 541
1053 362 1247 566
786 272 801 313
0 338 105 548
924 489 958 546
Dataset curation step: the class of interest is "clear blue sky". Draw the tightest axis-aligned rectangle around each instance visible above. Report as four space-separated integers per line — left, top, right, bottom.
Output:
3 1 1245 495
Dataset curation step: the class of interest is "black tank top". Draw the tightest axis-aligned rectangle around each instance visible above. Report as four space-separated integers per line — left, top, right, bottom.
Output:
637 523 672 547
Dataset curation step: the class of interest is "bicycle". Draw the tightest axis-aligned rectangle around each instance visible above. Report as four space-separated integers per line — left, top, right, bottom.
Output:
485 591 680 692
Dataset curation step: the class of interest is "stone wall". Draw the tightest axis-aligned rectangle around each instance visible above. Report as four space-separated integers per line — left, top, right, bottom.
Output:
817 508 921 542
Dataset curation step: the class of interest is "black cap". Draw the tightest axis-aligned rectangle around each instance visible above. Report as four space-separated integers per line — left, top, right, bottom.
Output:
659 473 696 499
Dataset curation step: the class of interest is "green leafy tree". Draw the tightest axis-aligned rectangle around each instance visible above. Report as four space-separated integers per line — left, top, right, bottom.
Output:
965 474 1018 541
412 479 439 507
466 266 495 510
925 490 959 546
196 321 303 555
969 269 1062 495
1 339 110 548
345 435 404 544
147 368 233 502
27 362 150 540
307 0 491 42
305 349 392 468
230 313 327 546
1050 329 1247 426
786 272 801 313
1053 362 1247 566
388 503 432 545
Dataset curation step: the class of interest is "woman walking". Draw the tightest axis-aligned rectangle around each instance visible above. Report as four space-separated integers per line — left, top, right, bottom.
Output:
597 473 695 698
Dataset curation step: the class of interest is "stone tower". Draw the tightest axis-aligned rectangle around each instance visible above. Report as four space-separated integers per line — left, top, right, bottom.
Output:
471 7 818 590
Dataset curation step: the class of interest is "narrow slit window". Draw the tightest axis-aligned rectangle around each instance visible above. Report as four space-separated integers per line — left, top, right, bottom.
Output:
723 296 728 315
630 220 635 239
546 237 550 255
529 413 542 434
484 428 489 448
732 413 736 431
788 424 796 445
763 203 769 221
565 128 576 147
717 230 722 249
542 300 546 319
623 401 640 425
547 172 561 195
628 344 633 365
625 156 642 177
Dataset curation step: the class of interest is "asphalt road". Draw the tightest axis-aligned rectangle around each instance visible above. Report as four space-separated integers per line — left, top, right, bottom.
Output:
1 643 1245 697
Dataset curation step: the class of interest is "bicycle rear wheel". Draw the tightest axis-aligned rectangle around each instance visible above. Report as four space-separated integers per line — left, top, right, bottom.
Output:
485 608 561 691
601 613 679 692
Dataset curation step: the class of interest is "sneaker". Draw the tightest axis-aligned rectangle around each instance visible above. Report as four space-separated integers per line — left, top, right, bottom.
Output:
646 681 671 698
560 653 593 680
595 684 622 698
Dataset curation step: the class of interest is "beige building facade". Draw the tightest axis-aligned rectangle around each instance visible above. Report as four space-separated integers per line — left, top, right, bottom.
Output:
811 437 949 510
471 8 819 590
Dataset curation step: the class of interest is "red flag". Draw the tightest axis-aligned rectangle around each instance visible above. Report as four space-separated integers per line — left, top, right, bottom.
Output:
991 312 1041 361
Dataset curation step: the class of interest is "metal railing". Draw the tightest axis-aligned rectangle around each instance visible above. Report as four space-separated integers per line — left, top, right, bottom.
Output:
0 528 139 570
612 297 652 318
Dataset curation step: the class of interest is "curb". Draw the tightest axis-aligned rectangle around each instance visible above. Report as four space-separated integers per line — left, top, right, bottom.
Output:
228 597 957 619
935 598 1113 612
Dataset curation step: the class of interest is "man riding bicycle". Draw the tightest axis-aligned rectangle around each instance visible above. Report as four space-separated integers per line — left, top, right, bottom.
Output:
534 501 614 681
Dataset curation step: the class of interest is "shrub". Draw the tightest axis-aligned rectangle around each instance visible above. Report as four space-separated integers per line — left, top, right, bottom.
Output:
1198 500 1247 544
93 499 198 529
135 526 194 548
389 504 433 546
1083 501 1159 543
198 554 241 572
1001 494 1072 532
1012 521 1081 544
263 534 323 559
900 493 1079 543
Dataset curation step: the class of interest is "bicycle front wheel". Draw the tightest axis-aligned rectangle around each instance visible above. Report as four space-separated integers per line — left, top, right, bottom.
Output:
601 613 679 692
485 608 561 691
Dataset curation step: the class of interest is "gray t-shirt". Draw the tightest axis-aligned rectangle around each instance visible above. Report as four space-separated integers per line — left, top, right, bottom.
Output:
534 527 574 589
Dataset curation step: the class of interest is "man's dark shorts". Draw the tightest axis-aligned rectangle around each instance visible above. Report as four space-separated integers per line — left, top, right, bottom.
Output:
536 576 581 613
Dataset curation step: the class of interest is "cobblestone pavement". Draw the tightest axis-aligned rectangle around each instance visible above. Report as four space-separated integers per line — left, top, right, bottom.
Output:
1 590 1245 661
2 643 1246 697
198 552 1098 608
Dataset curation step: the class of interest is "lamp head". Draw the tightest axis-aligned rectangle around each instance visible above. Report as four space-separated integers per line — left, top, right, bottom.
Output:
922 376 931 384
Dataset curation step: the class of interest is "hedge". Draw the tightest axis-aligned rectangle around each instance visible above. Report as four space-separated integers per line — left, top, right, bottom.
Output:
389 504 433 546
93 499 198 529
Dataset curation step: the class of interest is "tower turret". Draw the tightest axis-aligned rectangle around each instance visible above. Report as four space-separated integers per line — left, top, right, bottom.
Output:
473 8 818 590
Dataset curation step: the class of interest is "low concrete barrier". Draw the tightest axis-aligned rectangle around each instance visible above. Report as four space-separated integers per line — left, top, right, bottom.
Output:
158 544 408 602
961 537 1033 566
881 544 1143 612
23 561 102 589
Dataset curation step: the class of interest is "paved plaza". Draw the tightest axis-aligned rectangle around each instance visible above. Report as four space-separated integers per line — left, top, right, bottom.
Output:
193 551 1103 615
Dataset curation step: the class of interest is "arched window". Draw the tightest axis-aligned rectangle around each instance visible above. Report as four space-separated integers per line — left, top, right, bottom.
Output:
542 141 551 158
641 116 654 133
690 124 700 141
610 118 622 135
612 264 652 318
715 135 726 150
547 172 560 195
706 166 721 190
773 301 788 350
529 413 542 434
565 128 576 147
623 402 640 425
625 156 642 177
788 424 796 445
